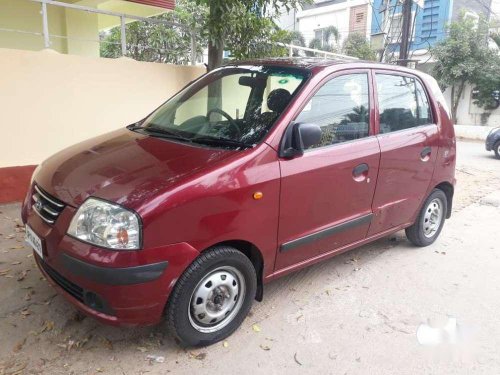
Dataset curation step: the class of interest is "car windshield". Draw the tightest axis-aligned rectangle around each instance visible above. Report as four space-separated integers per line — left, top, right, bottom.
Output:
135 65 309 148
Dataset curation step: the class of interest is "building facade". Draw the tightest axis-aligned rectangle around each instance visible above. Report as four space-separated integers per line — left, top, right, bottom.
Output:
370 0 494 63
370 0 454 63
277 0 373 49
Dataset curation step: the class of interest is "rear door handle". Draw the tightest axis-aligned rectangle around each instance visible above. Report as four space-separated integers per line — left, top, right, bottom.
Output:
420 146 432 161
353 163 369 179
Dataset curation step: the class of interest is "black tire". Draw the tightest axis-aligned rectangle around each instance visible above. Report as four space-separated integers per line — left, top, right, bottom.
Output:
494 141 500 159
405 189 448 247
166 246 257 347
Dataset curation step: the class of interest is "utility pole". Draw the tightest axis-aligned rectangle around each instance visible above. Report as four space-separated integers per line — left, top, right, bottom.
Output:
398 0 413 66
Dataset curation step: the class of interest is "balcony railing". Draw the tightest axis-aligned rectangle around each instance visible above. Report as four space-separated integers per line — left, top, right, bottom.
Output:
3 0 198 65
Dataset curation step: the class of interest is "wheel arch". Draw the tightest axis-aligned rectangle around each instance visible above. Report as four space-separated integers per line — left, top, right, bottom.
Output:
201 240 264 302
434 181 454 218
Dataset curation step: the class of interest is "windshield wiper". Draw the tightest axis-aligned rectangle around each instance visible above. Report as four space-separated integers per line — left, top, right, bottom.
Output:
191 136 254 149
129 125 253 149
130 125 192 143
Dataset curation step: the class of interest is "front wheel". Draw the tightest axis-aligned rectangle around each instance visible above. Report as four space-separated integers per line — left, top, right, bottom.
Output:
166 246 257 347
405 189 448 247
494 141 500 159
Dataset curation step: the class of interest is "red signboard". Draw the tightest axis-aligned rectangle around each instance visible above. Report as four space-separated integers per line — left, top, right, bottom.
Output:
126 0 175 10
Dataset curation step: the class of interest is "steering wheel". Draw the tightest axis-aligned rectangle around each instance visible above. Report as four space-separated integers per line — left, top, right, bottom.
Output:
206 108 241 139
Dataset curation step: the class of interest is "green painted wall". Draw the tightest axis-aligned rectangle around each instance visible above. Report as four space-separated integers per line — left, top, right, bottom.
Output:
0 0 168 57
0 0 68 53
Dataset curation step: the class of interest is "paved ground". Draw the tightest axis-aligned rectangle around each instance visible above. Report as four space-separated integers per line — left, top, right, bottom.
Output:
0 140 499 375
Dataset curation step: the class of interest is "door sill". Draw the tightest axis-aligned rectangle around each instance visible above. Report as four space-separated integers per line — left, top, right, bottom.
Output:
266 222 412 282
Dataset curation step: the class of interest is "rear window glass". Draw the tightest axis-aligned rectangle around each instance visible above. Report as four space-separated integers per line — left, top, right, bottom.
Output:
376 74 433 134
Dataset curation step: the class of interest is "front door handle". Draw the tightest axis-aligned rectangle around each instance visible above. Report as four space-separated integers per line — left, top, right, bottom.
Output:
420 146 432 161
352 163 369 181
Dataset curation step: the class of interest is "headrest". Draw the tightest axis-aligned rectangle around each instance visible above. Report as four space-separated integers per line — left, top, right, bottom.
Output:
267 88 292 113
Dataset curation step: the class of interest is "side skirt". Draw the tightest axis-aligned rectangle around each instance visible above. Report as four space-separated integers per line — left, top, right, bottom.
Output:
265 222 413 283
280 214 373 253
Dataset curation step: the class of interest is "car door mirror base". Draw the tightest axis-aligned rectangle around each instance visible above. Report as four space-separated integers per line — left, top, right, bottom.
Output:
280 122 322 158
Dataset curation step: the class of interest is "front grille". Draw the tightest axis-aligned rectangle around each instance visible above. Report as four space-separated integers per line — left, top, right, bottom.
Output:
32 185 65 225
40 259 84 302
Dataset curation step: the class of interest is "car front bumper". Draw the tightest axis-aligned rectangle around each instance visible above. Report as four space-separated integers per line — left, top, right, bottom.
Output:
22 186 200 327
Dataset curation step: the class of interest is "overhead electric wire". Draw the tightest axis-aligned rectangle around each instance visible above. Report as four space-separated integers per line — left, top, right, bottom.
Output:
473 0 498 18
380 0 400 61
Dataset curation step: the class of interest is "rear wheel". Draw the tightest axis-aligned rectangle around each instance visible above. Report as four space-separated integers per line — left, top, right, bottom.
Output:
494 141 500 159
166 246 256 347
405 189 447 247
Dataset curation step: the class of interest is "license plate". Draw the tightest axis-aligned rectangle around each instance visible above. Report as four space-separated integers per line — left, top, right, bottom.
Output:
25 225 43 259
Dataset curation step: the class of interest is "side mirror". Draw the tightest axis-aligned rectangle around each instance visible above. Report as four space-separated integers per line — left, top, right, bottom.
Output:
280 122 322 158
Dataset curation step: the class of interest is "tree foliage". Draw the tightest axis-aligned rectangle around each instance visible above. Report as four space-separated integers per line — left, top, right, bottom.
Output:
431 14 500 122
322 25 340 50
194 0 303 69
491 33 500 49
100 0 305 66
221 6 294 60
302 26 340 56
100 0 208 64
307 37 323 53
472 56 500 110
342 33 376 60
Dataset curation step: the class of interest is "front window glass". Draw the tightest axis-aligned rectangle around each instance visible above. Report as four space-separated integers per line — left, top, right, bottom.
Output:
136 66 308 148
295 73 371 149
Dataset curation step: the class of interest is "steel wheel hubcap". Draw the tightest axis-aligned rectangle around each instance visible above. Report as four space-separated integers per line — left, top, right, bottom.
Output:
188 266 245 333
423 198 443 238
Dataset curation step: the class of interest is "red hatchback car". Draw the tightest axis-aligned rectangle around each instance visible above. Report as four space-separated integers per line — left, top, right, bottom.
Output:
22 58 456 346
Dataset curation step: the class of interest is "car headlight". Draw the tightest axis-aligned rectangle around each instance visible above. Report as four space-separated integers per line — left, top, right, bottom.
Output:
67 198 141 250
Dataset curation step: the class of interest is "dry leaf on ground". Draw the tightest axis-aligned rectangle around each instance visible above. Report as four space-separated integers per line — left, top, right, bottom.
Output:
40 320 55 333
12 337 27 353
189 352 207 360
17 270 30 281
102 337 113 350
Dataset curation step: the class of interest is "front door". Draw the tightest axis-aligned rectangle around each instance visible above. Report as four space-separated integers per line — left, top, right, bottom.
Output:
275 71 380 271
368 71 439 235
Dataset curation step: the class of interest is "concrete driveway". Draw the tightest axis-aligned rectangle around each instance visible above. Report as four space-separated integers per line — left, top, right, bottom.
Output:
1 140 499 375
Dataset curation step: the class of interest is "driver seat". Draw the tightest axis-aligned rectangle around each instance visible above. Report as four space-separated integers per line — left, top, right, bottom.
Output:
257 88 292 127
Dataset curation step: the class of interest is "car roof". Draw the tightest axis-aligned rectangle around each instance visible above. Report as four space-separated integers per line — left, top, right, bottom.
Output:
224 57 425 76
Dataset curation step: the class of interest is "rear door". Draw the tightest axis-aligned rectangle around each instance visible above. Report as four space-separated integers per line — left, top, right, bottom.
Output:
368 71 439 236
275 70 380 271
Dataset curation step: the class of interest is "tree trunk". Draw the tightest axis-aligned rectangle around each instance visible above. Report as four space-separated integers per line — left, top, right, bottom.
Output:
207 39 223 112
451 81 466 124
450 85 457 124
207 41 223 71
207 1 224 71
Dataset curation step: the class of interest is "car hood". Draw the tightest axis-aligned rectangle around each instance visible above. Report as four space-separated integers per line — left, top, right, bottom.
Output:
36 128 237 209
